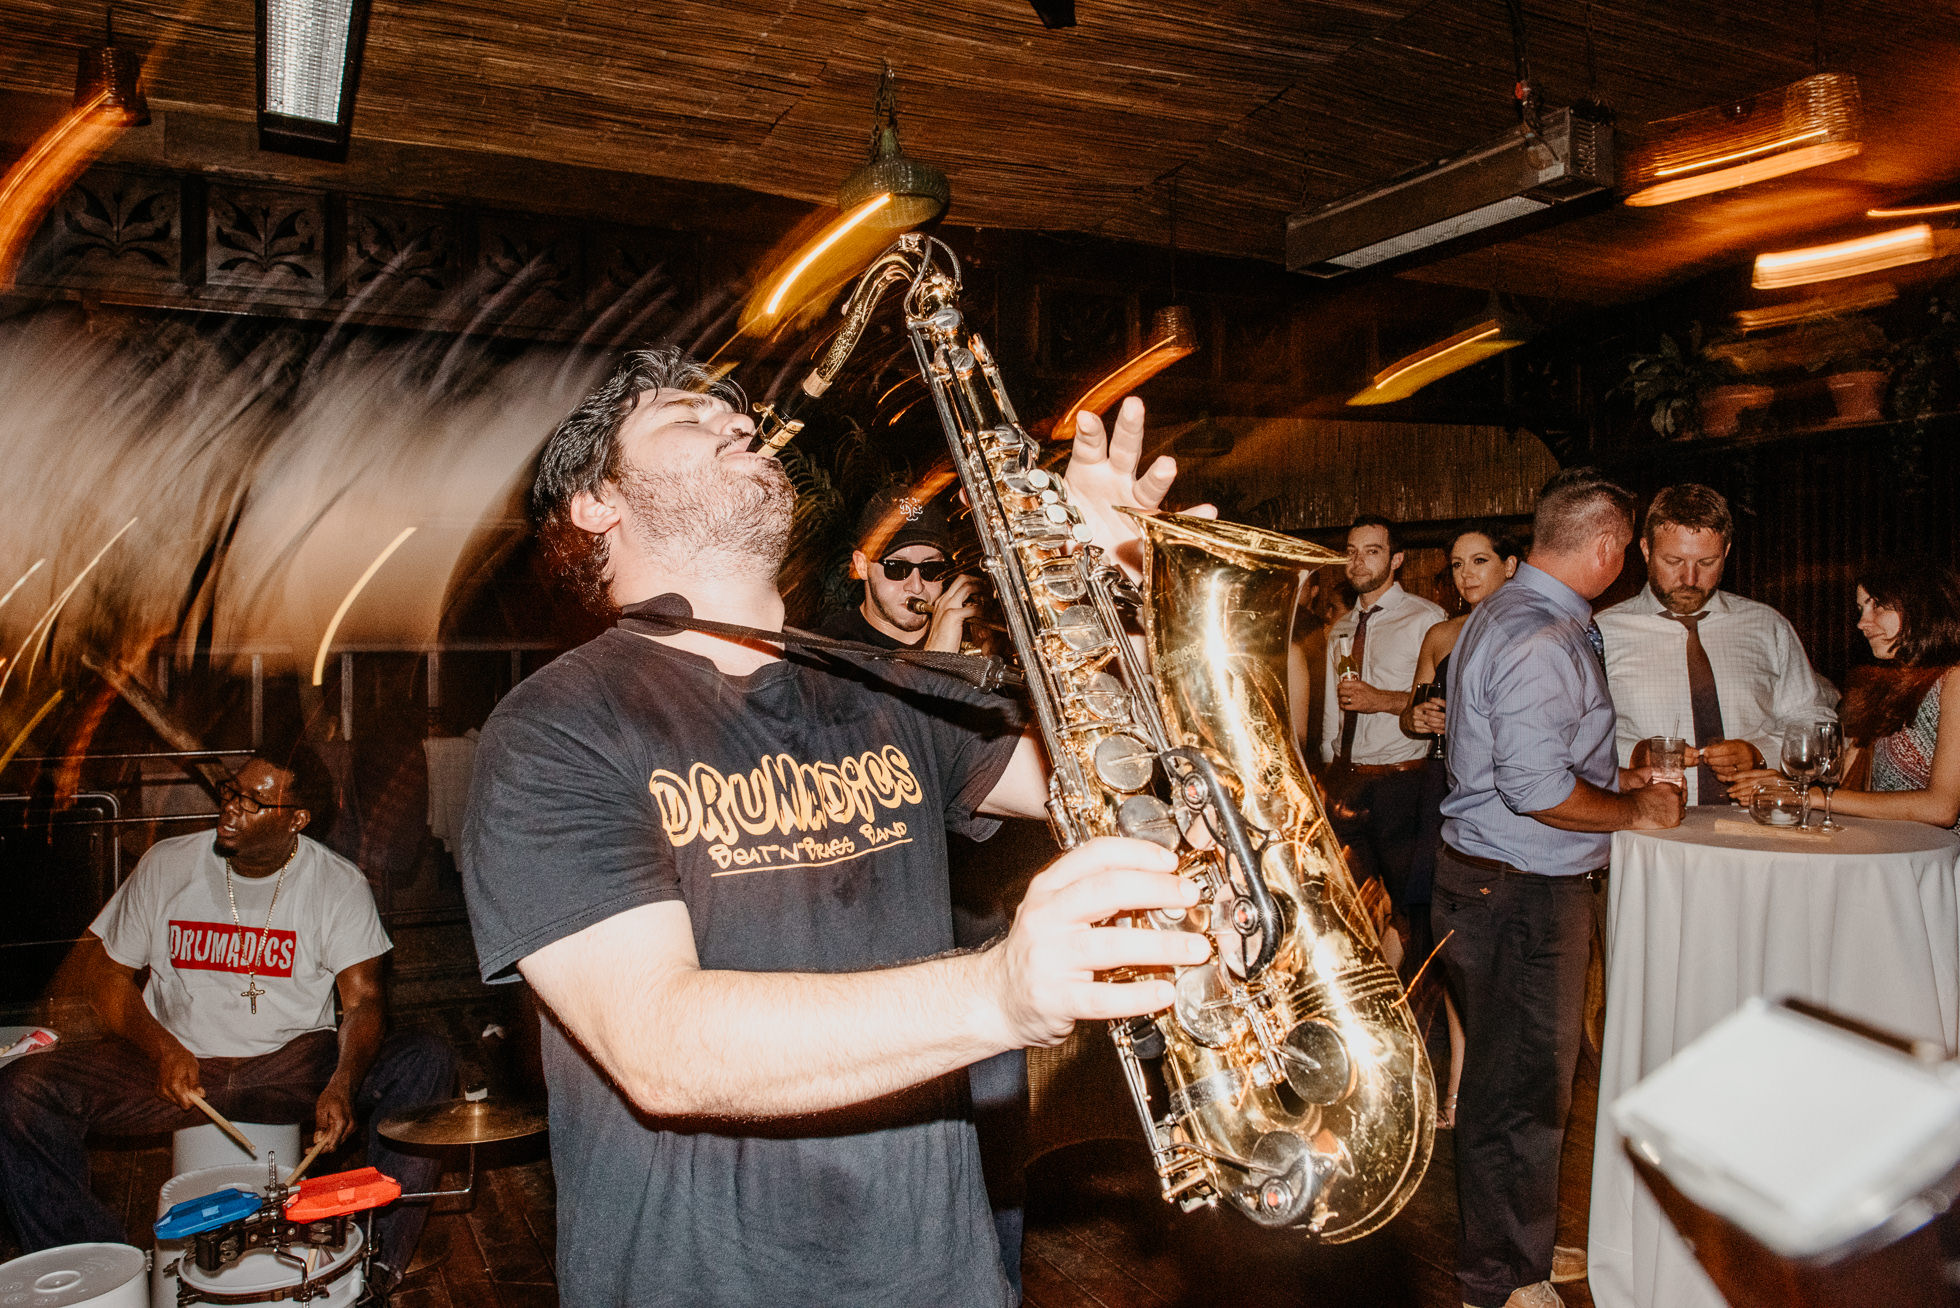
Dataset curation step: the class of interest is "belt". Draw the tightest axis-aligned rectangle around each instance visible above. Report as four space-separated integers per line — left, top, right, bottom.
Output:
1441 842 1605 886
1344 758 1427 776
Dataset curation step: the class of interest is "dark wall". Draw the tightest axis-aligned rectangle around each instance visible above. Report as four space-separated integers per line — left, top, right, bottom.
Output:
1599 422 1958 691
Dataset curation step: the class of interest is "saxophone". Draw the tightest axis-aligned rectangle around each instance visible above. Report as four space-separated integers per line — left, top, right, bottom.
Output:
760 234 1434 1238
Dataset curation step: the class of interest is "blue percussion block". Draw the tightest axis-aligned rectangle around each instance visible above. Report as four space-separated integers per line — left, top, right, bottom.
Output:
154 1185 264 1239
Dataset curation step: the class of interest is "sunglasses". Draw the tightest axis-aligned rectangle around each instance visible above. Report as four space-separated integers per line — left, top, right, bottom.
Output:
878 558 953 583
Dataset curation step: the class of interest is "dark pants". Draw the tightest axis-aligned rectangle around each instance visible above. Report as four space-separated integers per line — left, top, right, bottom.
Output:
1430 848 1595 1308
1332 766 1428 909
0 1028 453 1275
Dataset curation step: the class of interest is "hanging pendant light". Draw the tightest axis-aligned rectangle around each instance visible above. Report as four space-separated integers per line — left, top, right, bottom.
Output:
73 7 149 126
1623 73 1861 207
837 63 951 229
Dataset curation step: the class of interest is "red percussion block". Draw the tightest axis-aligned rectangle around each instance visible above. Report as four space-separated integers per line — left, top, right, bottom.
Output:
282 1166 401 1221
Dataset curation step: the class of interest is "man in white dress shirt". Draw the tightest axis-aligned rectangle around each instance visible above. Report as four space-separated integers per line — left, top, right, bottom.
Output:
1596 484 1838 804
1319 515 1445 909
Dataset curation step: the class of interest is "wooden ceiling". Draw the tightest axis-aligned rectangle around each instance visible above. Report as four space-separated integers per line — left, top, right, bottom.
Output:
4 0 1960 305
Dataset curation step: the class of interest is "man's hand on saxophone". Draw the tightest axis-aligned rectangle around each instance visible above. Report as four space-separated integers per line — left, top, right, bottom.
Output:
977 837 1211 1049
1064 395 1217 578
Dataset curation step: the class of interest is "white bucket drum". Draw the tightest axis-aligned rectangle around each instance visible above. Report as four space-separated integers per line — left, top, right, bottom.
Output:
151 1161 365 1308
0 1242 147 1308
152 1164 281 1308
176 1223 363 1308
169 1123 302 1175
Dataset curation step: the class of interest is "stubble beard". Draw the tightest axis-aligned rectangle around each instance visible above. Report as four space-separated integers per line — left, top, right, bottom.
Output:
1347 562 1390 597
618 456 795 580
1652 580 1712 615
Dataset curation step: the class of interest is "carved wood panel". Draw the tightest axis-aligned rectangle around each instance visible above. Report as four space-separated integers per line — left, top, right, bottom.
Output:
345 198 458 310
202 183 328 303
18 167 180 291
474 215 582 329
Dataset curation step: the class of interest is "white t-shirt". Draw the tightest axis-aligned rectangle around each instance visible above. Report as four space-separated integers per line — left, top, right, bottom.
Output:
90 831 391 1059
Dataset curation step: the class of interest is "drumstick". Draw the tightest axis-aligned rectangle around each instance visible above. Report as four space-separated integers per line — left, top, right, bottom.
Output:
288 1136 329 1184
185 1090 259 1157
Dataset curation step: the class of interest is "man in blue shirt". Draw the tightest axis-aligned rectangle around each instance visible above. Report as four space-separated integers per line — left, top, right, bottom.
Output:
1437 468 1684 1308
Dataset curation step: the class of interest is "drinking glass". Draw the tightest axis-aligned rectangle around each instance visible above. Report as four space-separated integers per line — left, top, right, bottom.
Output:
1411 682 1445 759
1645 736 1687 791
1814 720 1846 832
1781 725 1822 829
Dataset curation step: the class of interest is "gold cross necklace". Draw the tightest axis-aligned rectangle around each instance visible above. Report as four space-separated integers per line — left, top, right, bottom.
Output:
223 839 297 1015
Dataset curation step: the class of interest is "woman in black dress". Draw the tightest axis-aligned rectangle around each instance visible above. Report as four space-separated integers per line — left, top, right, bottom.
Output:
1399 523 1520 1127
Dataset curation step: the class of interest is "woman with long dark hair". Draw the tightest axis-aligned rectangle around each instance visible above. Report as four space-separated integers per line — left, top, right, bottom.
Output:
1398 523 1520 1128
1735 560 1960 828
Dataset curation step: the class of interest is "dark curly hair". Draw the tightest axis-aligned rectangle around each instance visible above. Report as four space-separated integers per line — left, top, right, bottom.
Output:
531 348 747 612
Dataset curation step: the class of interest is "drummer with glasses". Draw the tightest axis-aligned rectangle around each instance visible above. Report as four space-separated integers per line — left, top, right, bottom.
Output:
823 487 980 653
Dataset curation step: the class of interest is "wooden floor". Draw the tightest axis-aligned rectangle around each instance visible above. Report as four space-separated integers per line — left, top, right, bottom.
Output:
27 1037 1602 1308
1019 1047 1601 1308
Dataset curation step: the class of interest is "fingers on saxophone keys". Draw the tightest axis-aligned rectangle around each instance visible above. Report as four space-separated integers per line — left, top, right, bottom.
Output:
1035 836 1180 894
1069 978 1180 1022
1075 924 1211 973
1052 871 1198 937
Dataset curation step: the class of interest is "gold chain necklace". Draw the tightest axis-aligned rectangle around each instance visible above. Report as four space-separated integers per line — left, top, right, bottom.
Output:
223 839 298 1016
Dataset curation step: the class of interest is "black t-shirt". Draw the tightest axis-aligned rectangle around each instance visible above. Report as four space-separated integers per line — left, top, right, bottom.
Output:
815 602 910 650
461 628 1020 1308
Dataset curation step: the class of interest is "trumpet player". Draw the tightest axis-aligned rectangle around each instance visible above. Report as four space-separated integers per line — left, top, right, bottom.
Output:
825 487 982 653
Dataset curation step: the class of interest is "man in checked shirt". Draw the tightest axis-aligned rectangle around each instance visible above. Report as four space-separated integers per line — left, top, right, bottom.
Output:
1594 484 1838 805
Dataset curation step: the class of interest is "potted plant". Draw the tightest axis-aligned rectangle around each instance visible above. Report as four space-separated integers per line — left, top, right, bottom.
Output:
1790 314 1890 423
1615 323 1769 439
1888 292 1960 427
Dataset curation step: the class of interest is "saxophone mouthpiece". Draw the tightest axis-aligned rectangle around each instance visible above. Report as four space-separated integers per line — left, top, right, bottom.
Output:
748 404 805 458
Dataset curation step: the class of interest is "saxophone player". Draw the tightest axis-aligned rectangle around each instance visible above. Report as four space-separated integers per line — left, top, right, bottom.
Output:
459 349 1207 1308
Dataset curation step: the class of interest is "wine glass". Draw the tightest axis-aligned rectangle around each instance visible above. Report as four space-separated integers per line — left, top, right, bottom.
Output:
1411 682 1445 759
1814 720 1846 832
1781 725 1822 829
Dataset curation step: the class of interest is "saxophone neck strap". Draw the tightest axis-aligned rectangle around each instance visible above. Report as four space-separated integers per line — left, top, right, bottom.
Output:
617 595 1024 694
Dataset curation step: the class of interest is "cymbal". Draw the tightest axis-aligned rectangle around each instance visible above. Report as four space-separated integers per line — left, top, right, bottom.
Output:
377 1098 547 1146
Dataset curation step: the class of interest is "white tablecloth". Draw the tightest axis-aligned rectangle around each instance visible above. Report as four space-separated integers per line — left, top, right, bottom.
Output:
1589 808 1960 1308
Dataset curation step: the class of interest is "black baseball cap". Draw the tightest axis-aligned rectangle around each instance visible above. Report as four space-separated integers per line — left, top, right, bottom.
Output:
856 487 951 557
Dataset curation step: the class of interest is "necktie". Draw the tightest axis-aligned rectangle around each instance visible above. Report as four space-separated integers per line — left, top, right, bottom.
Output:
1665 611 1726 803
1337 606 1376 762
1584 619 1606 670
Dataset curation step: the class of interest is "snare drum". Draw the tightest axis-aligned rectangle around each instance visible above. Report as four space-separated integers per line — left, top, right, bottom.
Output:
0 1242 147 1307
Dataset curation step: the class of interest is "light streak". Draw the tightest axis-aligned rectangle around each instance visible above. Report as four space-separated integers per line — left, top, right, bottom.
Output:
0 518 138 702
1867 200 1960 218
1053 307 1198 440
761 194 893 319
0 559 46 612
1751 225 1935 290
1348 321 1522 406
0 93 130 290
0 691 64 773
1653 128 1829 177
311 527 417 686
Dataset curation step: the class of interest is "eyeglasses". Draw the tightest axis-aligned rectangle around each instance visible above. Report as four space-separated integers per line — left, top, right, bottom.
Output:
878 558 953 583
218 781 301 816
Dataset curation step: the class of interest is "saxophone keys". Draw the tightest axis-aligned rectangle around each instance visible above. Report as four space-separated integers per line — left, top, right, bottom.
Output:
1172 966 1247 1048
1091 732 1155 792
1117 794 1179 848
